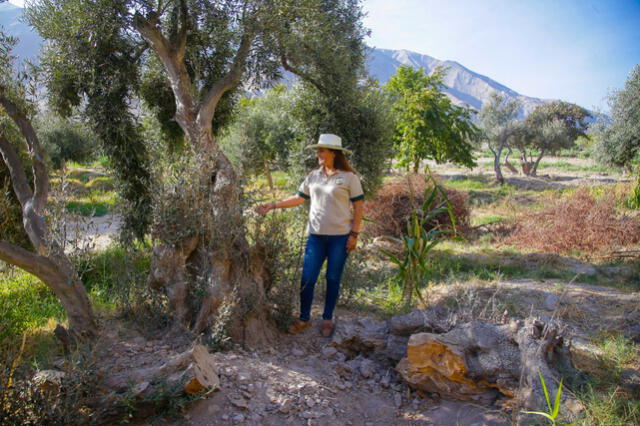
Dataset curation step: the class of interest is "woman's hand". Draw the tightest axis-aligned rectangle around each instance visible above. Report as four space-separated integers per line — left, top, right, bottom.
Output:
346 235 358 252
256 202 275 215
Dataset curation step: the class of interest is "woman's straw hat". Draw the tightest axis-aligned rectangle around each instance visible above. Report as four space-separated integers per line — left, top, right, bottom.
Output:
306 133 352 155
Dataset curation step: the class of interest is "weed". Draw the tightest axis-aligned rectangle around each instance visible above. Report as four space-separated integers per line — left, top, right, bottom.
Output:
573 334 640 425
0 338 102 425
522 371 564 425
65 190 117 217
0 270 65 345
380 171 457 303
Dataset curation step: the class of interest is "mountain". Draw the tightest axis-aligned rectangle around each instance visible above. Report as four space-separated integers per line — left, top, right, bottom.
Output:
0 2 42 66
1 4 554 117
366 48 549 118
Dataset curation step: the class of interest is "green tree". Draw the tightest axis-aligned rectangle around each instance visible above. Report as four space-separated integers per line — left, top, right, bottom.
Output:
27 0 370 339
519 100 590 175
594 65 640 205
384 65 478 173
222 85 295 190
37 114 100 169
478 92 521 184
287 79 395 195
0 30 96 337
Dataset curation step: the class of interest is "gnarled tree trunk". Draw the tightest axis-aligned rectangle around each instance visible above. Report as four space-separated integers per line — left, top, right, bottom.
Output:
0 87 96 338
135 14 277 344
490 144 505 185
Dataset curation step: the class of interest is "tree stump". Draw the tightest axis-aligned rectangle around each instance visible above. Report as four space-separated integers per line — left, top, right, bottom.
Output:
332 312 582 422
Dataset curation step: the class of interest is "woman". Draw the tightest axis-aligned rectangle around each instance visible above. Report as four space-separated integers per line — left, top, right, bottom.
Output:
257 134 364 337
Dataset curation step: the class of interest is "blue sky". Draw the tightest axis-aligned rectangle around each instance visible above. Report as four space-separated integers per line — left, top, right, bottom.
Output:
363 0 640 112
8 0 640 111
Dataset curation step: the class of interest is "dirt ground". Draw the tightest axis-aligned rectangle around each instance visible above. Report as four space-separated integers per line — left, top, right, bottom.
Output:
96 307 511 426
83 268 639 426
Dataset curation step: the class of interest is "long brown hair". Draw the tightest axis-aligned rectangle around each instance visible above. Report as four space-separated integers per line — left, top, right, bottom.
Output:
331 149 358 174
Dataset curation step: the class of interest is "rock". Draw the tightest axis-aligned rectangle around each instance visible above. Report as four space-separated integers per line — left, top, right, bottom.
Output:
359 359 376 379
236 371 252 384
335 362 353 379
380 373 391 388
32 370 65 395
622 323 640 344
393 392 402 408
383 334 409 361
279 398 293 414
232 414 245 422
620 368 640 395
331 318 388 357
292 348 305 357
228 394 249 410
388 308 448 336
321 346 337 359
543 293 559 311
570 337 605 375
131 381 150 397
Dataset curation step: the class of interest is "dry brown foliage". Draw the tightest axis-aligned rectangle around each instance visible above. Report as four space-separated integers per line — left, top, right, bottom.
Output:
504 188 640 256
363 174 470 238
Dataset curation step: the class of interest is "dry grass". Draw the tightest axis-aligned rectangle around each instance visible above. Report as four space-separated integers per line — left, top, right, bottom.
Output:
363 174 470 238
504 188 640 257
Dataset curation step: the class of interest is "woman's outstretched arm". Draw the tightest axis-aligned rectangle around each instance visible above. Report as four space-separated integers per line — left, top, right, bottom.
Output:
256 195 306 215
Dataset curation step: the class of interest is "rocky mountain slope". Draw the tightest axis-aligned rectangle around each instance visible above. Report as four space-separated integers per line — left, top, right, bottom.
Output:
367 47 549 117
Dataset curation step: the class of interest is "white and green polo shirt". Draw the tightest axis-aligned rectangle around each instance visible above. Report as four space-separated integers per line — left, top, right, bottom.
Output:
297 168 364 235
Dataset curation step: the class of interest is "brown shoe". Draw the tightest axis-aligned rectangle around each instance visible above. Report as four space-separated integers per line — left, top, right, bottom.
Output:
320 320 334 338
288 320 310 334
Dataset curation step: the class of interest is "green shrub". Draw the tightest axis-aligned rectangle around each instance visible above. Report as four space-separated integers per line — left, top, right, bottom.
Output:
38 116 100 169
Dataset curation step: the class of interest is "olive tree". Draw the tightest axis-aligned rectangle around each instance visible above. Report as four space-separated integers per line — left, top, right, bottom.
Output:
594 65 640 205
222 85 295 190
27 0 370 342
0 31 96 337
519 101 590 175
478 92 521 184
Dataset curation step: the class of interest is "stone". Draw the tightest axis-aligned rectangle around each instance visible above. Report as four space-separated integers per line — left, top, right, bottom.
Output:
622 323 640 344
292 348 305 357
232 414 245 422
335 362 353 379
388 308 447 336
32 370 65 395
384 334 409 361
321 346 337 359
543 293 559 311
393 392 403 408
236 371 252 384
131 381 150 397
279 398 293 414
331 318 388 357
620 368 640 395
380 373 391 388
570 337 605 375
359 359 376 379
228 395 249 410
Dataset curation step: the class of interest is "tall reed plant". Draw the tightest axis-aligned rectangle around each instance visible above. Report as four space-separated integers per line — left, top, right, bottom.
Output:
380 170 456 303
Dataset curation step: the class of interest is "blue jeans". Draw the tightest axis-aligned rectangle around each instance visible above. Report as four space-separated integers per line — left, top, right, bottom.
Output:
299 234 350 322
